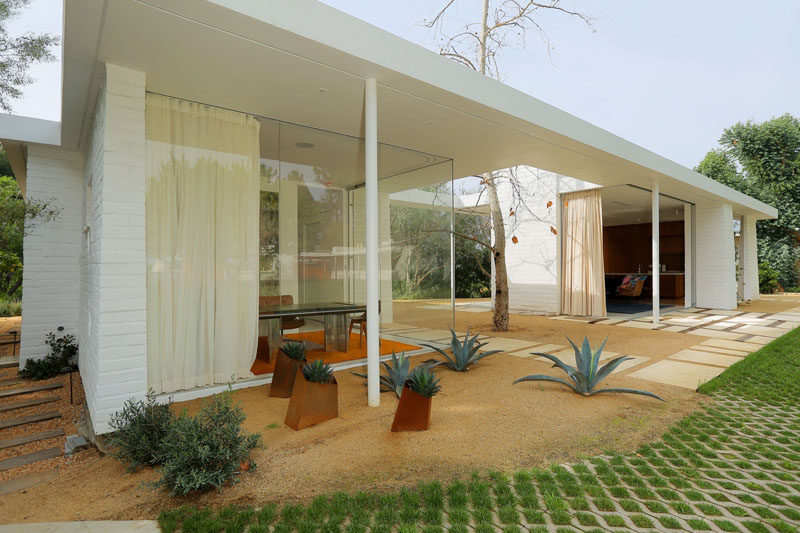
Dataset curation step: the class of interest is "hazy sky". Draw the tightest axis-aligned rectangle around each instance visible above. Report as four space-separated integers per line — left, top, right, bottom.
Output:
6 0 800 169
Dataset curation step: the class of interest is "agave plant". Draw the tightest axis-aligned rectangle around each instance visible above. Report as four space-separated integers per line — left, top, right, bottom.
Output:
352 351 412 398
406 366 441 398
281 341 306 361
301 359 334 384
513 336 664 401
421 328 502 372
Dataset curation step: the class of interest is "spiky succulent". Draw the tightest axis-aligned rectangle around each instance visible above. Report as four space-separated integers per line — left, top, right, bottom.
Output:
352 351 412 398
281 341 306 361
421 328 502 372
406 366 441 398
301 359 334 384
513 336 664 401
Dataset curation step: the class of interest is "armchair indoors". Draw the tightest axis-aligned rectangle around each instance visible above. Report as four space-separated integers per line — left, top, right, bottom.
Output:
616 275 647 303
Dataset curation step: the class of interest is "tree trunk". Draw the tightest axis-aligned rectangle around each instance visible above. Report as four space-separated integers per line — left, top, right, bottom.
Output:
485 173 509 331
6 277 21 298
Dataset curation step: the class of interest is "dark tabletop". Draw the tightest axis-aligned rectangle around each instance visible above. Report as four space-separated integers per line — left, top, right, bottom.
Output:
258 302 366 319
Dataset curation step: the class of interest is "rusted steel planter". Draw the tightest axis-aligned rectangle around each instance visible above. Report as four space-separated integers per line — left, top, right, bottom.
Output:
269 350 304 398
391 385 432 432
284 370 338 430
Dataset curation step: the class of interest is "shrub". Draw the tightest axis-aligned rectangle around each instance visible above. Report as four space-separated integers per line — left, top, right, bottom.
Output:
107 390 174 471
758 262 780 294
19 329 78 380
0 296 20 317
158 390 261 495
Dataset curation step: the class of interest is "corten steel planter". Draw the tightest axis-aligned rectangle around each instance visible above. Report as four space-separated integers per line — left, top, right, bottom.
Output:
391 385 432 432
284 370 338 430
256 336 271 364
269 350 304 398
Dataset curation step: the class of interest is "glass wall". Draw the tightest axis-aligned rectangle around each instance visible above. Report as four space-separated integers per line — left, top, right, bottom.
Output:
381 159 454 327
146 93 455 392
256 117 454 327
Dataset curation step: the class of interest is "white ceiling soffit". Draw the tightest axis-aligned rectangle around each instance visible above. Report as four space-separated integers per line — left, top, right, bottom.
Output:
61 0 776 220
0 114 60 145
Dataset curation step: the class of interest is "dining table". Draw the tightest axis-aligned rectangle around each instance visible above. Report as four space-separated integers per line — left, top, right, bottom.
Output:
258 301 367 362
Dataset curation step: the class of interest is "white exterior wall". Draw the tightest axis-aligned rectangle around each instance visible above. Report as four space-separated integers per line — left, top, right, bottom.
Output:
496 168 600 314
79 64 148 434
20 146 83 365
498 168 560 313
695 203 737 309
741 215 760 301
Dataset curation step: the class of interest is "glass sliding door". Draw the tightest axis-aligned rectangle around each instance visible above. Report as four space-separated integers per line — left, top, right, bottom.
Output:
379 156 454 329
146 91 459 394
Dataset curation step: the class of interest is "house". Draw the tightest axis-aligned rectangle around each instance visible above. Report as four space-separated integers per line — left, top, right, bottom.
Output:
0 0 776 434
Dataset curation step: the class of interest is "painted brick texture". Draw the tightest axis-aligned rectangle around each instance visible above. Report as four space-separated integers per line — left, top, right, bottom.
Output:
77 64 147 434
741 215 760 301
20 147 83 364
695 203 737 309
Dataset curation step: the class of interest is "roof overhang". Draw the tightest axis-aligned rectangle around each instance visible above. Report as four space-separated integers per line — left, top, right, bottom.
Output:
6 0 780 220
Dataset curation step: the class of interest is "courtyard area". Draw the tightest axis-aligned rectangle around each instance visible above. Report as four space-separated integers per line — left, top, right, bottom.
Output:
0 296 799 532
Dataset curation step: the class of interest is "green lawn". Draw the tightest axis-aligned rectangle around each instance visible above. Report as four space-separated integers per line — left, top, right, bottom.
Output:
159 329 800 533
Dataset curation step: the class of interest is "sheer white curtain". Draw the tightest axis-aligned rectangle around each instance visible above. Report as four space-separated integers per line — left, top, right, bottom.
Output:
561 189 606 317
145 94 260 393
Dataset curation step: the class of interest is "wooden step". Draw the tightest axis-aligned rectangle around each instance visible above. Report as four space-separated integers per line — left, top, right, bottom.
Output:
0 468 58 495
0 378 24 387
0 395 60 413
0 382 62 399
0 429 64 450
0 446 61 472
0 411 61 430
0 359 18 369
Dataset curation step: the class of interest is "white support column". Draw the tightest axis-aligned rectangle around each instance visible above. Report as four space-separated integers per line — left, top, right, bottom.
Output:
741 215 760 301
652 182 660 324
364 78 380 407
683 203 693 308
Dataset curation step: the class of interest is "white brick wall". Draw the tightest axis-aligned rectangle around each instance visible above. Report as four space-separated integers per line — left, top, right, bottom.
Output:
741 215 760 301
498 168 562 314
79 64 147 434
695 203 737 309
20 146 83 364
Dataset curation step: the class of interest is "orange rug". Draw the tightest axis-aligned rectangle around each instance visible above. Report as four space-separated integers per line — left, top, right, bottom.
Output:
250 331 422 375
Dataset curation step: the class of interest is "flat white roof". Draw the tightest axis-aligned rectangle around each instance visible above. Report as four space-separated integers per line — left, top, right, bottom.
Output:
2 0 778 220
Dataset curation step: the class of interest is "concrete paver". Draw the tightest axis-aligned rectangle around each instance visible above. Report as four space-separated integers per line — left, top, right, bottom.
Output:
669 349 742 368
629 359 723 389
686 328 744 340
699 338 763 352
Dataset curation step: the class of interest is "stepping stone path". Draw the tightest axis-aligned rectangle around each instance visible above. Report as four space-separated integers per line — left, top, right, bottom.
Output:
0 360 66 494
544 304 800 391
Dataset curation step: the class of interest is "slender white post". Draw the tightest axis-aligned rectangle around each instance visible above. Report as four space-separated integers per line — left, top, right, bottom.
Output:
364 78 380 407
652 182 660 325
683 203 693 308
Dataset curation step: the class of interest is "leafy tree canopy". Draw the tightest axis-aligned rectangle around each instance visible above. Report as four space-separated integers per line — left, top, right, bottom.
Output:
696 114 800 289
0 0 59 111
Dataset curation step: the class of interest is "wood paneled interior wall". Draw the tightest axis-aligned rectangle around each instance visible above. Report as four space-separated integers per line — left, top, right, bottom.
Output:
603 221 685 273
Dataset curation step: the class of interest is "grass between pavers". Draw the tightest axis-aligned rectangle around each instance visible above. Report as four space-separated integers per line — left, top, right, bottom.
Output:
159 329 800 533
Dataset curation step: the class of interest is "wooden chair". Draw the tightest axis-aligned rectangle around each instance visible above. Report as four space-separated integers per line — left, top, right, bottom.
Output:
616 275 647 303
256 295 306 363
349 301 380 348
259 295 306 332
